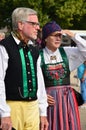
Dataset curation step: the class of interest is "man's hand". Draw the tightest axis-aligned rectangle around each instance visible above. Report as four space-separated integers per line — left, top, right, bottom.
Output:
0 117 12 130
47 94 55 106
40 116 49 130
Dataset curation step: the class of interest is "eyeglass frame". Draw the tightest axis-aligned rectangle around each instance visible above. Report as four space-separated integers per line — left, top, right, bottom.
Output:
50 33 62 38
22 20 40 27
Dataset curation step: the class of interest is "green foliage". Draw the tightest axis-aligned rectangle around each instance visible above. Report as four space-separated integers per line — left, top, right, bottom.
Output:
0 0 86 30
55 0 86 28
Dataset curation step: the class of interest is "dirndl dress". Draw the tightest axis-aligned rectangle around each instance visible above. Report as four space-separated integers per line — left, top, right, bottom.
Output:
40 48 81 130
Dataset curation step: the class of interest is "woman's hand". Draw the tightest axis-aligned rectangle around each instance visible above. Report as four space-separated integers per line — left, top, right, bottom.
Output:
47 94 55 106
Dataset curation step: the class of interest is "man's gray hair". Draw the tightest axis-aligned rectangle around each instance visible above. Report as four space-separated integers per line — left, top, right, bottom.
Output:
12 7 37 31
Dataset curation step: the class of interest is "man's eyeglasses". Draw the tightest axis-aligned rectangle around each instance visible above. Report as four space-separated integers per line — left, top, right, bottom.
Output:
24 21 40 27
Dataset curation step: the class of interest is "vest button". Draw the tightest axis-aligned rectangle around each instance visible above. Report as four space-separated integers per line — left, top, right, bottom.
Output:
28 71 30 74
29 97 31 100
29 88 32 91
29 80 31 82
27 63 29 65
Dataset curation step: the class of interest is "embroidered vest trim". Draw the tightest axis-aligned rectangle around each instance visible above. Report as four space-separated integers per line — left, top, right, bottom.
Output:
19 48 36 98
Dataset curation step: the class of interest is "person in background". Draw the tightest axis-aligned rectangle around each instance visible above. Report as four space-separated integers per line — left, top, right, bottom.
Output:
77 61 86 105
38 21 86 130
0 32 5 41
0 7 48 130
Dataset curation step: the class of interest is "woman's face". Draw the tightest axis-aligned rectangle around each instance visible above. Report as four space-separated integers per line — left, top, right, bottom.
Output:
45 31 62 52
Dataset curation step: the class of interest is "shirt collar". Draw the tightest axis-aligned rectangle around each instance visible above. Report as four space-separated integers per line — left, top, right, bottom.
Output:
11 32 33 46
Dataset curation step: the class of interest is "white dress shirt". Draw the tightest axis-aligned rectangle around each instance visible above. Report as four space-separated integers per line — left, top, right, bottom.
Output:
0 35 48 117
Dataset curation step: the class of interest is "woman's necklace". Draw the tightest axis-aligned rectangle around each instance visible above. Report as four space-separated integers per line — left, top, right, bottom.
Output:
45 48 57 63
50 55 57 60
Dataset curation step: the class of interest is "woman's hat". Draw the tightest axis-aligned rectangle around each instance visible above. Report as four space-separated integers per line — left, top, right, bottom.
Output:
42 21 61 40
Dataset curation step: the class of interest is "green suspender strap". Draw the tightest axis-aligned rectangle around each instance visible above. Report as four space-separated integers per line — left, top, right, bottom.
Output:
59 47 70 84
19 48 36 98
59 47 69 70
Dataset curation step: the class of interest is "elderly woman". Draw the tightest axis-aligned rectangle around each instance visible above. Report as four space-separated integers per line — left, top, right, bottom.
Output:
37 21 86 130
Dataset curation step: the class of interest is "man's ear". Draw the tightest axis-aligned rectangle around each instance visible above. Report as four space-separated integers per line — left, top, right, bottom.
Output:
18 21 24 31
